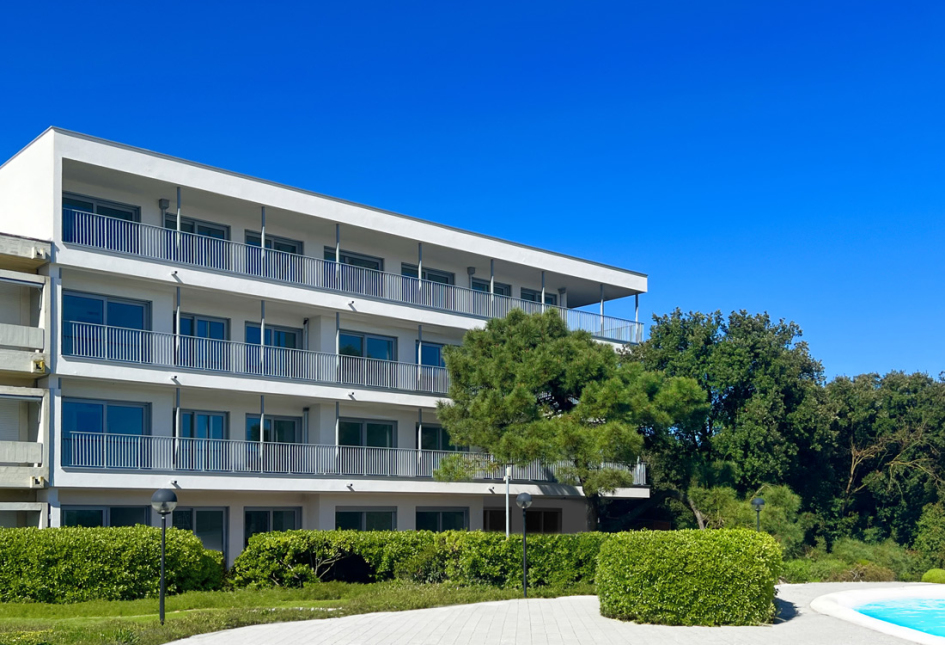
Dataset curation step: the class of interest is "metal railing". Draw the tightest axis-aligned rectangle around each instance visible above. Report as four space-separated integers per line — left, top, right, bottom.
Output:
65 431 647 485
63 209 644 343
64 322 449 395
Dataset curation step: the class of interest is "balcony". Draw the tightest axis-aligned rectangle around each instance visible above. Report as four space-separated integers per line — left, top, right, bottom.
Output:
65 322 450 396
65 431 647 485
62 209 644 343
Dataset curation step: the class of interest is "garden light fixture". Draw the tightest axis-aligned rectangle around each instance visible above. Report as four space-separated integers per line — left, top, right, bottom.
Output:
151 488 178 625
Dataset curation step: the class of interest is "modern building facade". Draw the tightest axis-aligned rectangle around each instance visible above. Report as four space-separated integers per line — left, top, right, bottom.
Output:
0 128 648 563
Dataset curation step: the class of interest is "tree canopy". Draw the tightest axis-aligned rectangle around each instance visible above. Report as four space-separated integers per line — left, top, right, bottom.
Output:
436 309 706 526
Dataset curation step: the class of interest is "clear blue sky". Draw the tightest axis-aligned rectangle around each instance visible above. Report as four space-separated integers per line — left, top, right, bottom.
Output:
2 1 942 380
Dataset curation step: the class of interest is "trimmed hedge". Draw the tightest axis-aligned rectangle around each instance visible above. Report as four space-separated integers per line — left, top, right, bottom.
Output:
597 529 782 626
922 568 945 583
230 530 610 588
0 526 224 603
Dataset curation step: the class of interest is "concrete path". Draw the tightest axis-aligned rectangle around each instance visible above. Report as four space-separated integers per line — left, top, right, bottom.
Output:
172 582 921 645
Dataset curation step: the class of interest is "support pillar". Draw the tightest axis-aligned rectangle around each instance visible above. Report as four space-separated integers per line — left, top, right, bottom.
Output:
541 271 546 313
599 284 605 336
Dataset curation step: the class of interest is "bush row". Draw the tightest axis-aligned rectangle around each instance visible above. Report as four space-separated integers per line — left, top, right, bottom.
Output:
0 526 224 603
597 529 782 626
230 530 610 588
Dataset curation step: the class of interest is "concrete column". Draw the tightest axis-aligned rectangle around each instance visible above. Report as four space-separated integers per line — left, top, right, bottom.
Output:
335 223 341 282
334 401 340 445
635 294 640 323
175 387 181 439
541 271 546 313
417 242 423 278
599 284 605 336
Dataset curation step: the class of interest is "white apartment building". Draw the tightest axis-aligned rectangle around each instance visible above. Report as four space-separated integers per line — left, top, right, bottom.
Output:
0 128 648 563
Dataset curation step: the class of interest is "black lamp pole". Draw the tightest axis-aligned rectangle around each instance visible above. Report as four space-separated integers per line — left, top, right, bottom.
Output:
151 488 178 626
522 505 528 598
160 512 167 624
751 497 765 532
516 492 532 599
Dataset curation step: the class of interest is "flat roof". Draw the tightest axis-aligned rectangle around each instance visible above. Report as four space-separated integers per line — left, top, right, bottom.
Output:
37 127 646 280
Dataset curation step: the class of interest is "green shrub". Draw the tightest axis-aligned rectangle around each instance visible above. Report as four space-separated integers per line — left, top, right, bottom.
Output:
597 529 782 626
0 526 223 603
232 530 610 589
780 557 850 583
826 563 896 582
830 538 924 581
922 568 945 583
0 631 53 645
914 504 945 569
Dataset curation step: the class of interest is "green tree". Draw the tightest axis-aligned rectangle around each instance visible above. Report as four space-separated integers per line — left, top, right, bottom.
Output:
826 372 945 544
436 309 706 528
624 309 833 527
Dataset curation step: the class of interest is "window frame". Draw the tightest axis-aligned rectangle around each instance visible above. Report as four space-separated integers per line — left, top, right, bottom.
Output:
62 192 141 222
163 214 231 240
415 507 469 532
525 508 563 534
177 409 229 440
417 424 466 452
173 506 228 558
61 397 152 437
337 417 398 448
483 508 505 533
323 247 385 272
61 505 151 527
416 340 448 367
243 507 301 546
471 277 512 297
520 288 558 306
338 329 398 361
245 413 302 444
245 322 302 348
245 230 304 255
62 290 152 330
334 506 398 531
176 312 230 340
401 263 455 285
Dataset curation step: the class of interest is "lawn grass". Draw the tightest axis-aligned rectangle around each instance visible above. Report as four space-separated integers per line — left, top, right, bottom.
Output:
0 582 594 645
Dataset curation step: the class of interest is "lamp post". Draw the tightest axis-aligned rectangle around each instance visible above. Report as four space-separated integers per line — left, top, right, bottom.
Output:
151 488 178 626
751 497 765 532
516 492 532 598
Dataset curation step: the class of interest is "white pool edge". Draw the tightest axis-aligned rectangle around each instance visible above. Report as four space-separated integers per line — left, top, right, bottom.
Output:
810 584 945 645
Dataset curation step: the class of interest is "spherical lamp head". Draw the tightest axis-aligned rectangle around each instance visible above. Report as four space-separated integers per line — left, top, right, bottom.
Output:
751 497 765 510
151 488 178 515
516 492 533 509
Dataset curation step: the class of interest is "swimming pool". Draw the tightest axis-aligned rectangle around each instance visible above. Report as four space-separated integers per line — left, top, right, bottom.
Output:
857 597 945 638
810 584 945 645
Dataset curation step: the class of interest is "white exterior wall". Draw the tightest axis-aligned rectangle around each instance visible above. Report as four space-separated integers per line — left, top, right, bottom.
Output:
0 131 55 241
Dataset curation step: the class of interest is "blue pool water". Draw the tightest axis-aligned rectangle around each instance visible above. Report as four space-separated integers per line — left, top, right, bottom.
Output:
857 598 945 638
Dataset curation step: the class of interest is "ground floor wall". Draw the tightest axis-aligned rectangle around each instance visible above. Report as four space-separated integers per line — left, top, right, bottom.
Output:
46 487 591 565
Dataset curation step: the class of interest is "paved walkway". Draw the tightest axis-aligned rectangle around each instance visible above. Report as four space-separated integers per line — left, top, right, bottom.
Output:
172 582 919 645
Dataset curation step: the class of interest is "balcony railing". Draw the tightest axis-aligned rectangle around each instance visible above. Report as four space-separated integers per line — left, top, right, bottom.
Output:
65 431 647 485
65 322 449 395
63 209 644 343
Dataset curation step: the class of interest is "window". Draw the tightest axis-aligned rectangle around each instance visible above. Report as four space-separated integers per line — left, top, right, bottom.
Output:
246 414 301 444
62 399 149 438
401 263 454 285
63 193 140 222
419 425 464 451
173 507 227 554
324 247 384 272
484 509 506 533
246 231 303 255
417 341 446 368
338 331 396 361
521 288 558 306
62 291 151 358
335 508 396 531
416 508 467 532
244 508 299 546
525 508 562 534
61 399 150 467
176 314 229 371
164 215 229 240
62 506 150 527
338 418 395 448
177 314 228 340
178 411 227 440
245 323 301 349
471 278 512 297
